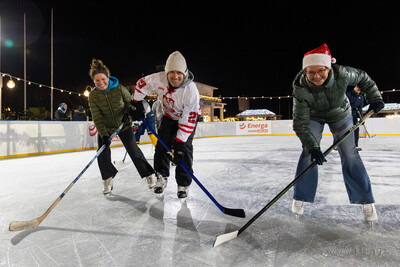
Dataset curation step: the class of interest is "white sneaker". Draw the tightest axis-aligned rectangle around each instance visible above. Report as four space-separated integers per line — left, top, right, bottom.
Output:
362 204 378 222
103 177 113 196
146 173 156 189
154 173 168 196
291 200 304 215
177 186 189 203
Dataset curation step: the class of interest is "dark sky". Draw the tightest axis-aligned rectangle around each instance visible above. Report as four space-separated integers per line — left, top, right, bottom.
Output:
1 0 400 117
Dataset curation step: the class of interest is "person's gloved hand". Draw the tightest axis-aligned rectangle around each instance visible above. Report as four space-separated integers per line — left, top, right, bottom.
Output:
102 135 111 147
309 147 326 165
129 101 145 121
171 140 186 165
367 100 385 114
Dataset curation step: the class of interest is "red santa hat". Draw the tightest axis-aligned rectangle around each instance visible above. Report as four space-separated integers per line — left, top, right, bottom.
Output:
302 43 336 70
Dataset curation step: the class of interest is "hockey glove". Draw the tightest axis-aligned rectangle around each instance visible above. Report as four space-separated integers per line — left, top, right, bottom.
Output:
129 100 145 121
309 147 326 165
171 140 186 165
367 100 385 114
102 135 111 147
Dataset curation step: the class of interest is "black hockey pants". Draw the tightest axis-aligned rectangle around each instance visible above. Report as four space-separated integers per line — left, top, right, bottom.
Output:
154 116 196 187
97 127 154 180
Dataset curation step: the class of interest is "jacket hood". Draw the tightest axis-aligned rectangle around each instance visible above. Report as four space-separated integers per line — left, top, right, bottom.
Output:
96 76 119 93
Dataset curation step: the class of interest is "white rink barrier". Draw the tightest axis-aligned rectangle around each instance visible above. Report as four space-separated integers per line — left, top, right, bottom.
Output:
1 117 399 158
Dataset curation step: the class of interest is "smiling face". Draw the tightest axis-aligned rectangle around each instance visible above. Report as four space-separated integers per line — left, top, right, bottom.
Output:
305 65 330 86
93 73 109 91
167 71 184 87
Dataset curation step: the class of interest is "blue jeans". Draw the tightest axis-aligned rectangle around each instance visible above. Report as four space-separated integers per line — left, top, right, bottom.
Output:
293 115 375 204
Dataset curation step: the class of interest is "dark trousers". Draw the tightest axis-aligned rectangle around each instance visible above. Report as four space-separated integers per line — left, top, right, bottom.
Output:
352 115 360 147
97 127 154 180
154 116 196 187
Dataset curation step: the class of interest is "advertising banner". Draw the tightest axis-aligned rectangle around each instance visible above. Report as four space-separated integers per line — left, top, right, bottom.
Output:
235 121 271 135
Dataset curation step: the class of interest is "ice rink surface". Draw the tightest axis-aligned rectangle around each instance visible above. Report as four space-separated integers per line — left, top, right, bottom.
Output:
1 135 399 266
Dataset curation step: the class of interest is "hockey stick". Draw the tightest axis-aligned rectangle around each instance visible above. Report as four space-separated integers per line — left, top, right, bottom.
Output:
213 110 374 247
140 117 246 218
114 150 128 165
357 110 375 138
9 122 125 231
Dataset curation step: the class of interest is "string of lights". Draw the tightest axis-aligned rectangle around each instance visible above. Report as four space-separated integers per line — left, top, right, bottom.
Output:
0 72 90 97
2 72 400 101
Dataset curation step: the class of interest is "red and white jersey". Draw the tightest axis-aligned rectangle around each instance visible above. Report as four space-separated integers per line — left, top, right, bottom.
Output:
133 71 201 143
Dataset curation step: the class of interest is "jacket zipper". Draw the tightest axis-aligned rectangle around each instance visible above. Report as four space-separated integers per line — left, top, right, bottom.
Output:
105 93 118 128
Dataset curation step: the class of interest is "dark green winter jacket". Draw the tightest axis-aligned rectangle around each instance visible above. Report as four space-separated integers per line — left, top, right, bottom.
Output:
88 76 132 138
292 64 382 151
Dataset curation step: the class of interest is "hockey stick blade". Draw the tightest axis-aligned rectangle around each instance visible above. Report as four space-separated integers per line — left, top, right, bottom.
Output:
223 207 246 218
9 219 40 231
213 230 239 247
113 160 124 165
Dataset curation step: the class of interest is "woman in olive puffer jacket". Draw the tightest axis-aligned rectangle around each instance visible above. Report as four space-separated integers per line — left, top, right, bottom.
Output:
291 44 384 223
88 59 156 196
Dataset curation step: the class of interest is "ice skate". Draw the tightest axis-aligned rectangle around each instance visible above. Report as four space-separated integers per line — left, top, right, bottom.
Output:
177 186 189 203
154 173 168 197
291 200 304 218
356 147 362 151
362 204 378 225
146 173 157 189
103 177 113 196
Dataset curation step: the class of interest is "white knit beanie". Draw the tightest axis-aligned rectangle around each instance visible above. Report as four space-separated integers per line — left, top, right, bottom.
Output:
165 51 188 76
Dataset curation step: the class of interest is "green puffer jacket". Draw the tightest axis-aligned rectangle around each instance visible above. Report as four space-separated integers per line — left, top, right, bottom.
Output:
292 64 382 151
88 76 132 138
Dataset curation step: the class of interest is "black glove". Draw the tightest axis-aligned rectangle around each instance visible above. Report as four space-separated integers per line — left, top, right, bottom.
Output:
129 101 145 121
102 135 111 147
171 140 186 165
367 100 385 114
309 147 326 165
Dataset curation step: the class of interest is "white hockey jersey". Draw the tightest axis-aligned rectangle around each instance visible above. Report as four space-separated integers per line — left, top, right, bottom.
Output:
133 71 201 143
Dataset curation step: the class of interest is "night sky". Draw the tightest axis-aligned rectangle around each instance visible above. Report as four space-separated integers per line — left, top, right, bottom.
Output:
1 0 400 118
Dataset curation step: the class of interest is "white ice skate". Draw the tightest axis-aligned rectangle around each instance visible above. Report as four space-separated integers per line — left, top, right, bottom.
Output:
362 204 378 225
291 200 304 218
154 174 168 197
177 186 189 203
146 173 157 189
103 177 113 196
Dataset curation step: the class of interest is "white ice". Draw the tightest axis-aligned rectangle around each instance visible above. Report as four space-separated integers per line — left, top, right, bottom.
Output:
1 135 400 266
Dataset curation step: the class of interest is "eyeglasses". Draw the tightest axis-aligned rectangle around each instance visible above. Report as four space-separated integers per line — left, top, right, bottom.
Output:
305 68 328 77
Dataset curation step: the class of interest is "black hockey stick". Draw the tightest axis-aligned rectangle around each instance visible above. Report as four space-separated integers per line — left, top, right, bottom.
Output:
141 117 246 218
9 122 125 231
213 110 374 246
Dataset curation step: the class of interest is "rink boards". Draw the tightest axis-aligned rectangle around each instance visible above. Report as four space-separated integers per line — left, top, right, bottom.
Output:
1 117 399 158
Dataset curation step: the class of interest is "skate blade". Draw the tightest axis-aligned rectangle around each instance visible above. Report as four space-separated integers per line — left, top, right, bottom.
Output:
179 198 187 203
103 193 111 197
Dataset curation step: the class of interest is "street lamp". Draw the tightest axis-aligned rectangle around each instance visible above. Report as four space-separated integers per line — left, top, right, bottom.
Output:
0 73 15 119
6 76 15 88
84 86 92 97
